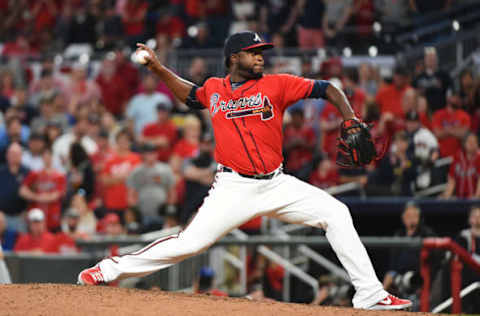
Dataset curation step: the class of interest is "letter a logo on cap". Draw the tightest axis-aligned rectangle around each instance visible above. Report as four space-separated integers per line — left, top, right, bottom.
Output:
253 33 262 42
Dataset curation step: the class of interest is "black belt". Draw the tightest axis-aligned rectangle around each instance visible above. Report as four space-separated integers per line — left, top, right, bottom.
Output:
220 166 280 180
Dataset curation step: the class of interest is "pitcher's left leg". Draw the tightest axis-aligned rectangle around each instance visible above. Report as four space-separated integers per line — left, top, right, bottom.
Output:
263 174 388 309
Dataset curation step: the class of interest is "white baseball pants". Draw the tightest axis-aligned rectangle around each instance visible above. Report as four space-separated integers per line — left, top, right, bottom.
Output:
98 169 387 308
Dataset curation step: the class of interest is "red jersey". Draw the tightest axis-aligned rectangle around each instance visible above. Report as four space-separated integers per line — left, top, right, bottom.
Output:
309 163 339 189
23 170 66 231
172 139 199 159
102 152 141 210
432 108 471 157
449 150 480 198
194 74 314 175
376 84 410 119
14 232 58 253
142 121 179 162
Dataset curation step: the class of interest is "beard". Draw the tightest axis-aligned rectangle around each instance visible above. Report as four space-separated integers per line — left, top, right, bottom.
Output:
238 61 263 79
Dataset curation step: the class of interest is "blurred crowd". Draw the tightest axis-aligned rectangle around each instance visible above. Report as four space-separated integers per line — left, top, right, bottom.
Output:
0 0 473 58
0 1 478 251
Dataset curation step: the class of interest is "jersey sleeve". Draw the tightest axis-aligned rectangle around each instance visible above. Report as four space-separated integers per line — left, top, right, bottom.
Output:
186 81 210 110
280 74 314 108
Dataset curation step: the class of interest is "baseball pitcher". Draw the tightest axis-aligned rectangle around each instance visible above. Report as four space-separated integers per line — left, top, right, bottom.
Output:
78 31 411 310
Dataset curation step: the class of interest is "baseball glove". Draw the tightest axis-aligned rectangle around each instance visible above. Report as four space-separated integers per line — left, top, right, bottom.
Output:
336 118 377 168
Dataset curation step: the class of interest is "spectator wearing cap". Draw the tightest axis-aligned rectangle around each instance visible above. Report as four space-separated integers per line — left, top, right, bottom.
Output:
30 96 69 135
413 48 452 113
0 143 29 232
140 102 178 163
28 69 64 108
99 213 125 237
283 108 316 180
0 211 18 251
126 74 173 135
101 129 141 220
376 66 411 120
52 116 98 172
405 110 439 164
21 132 46 171
20 146 66 232
193 267 228 297
13 208 57 254
127 143 175 230
442 133 480 199
432 94 471 158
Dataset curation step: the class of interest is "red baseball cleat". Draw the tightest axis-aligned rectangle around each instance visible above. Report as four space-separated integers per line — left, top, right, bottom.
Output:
77 266 105 285
367 294 412 310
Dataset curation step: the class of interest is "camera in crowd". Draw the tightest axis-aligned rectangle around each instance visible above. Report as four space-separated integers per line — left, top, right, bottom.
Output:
393 271 423 296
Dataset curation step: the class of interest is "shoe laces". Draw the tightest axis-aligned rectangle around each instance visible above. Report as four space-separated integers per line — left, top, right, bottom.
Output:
90 269 104 283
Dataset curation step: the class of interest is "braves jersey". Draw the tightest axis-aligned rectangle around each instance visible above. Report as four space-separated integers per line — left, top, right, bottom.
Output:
192 74 327 175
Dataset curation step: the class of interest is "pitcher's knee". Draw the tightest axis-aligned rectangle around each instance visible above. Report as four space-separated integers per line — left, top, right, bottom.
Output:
331 202 353 225
181 238 213 256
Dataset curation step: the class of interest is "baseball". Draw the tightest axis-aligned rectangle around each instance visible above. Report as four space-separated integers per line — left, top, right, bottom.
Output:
134 50 150 65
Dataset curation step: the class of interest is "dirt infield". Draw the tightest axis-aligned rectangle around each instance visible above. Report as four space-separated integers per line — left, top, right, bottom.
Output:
0 284 438 316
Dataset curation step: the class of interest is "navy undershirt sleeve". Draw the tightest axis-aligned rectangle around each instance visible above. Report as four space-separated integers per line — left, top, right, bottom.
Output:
185 85 205 110
308 80 330 99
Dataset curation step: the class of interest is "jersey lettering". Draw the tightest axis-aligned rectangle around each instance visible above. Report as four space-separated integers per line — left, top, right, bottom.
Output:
225 96 274 121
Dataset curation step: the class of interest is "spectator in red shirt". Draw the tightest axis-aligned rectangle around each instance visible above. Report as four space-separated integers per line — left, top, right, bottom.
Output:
432 94 471 158
170 115 201 175
376 66 411 120
442 133 480 199
101 129 141 218
283 108 316 180
114 46 140 101
20 147 66 232
30 0 60 32
96 58 130 116
140 103 178 162
120 0 148 46
309 158 339 189
320 100 342 160
14 208 57 254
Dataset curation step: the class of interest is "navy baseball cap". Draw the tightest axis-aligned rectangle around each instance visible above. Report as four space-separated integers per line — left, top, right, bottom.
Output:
224 31 273 67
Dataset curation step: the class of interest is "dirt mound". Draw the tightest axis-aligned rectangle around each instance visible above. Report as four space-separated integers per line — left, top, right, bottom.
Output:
0 284 436 316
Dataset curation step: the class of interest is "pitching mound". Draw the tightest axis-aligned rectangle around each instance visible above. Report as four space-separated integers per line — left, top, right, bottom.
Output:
1 284 436 316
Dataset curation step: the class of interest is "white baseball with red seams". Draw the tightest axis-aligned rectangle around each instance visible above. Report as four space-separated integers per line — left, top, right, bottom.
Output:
134 50 149 64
